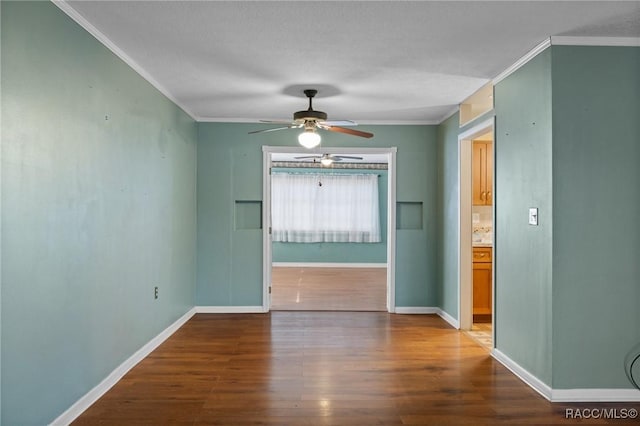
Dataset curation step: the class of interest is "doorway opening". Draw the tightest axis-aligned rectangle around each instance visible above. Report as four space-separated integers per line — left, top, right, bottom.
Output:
262 146 397 313
459 117 495 349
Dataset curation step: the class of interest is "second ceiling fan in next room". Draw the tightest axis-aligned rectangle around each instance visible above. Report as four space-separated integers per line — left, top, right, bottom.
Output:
295 153 363 166
249 89 374 148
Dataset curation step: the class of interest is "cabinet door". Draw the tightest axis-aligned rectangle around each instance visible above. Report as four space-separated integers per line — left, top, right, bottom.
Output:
472 142 485 205
472 262 492 315
472 141 493 206
485 142 493 205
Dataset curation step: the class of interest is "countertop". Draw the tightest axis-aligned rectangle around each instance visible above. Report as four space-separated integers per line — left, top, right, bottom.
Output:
473 242 493 248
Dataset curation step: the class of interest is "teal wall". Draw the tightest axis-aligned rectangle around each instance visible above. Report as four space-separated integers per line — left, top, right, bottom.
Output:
551 46 640 389
197 123 437 307
494 49 554 385
272 167 387 264
0 2 3 419
1 2 197 424
435 112 460 318
494 45 640 391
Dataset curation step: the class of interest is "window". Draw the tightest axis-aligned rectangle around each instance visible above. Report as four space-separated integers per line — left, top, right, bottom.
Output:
271 172 380 243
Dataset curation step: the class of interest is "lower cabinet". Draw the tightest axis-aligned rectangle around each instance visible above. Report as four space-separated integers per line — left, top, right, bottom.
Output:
473 247 492 322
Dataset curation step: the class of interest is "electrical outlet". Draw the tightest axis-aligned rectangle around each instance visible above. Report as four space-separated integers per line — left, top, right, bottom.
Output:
154 286 159 299
529 208 538 226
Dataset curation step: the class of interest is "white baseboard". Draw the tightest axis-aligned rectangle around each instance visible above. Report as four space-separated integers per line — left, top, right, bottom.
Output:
394 307 438 314
492 349 640 402
491 349 553 401
195 306 266 313
51 307 197 426
552 388 640 402
392 307 460 330
272 262 387 268
436 308 460 329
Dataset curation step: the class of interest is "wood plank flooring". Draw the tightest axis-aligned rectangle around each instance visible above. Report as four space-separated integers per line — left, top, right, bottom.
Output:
271 267 387 311
73 312 640 425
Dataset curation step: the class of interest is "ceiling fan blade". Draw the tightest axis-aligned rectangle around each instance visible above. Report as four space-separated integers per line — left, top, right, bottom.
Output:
318 120 357 126
294 155 321 160
248 126 295 135
325 126 374 139
259 120 295 124
334 155 364 160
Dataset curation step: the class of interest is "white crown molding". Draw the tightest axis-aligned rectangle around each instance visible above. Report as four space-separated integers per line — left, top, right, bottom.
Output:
491 349 553 401
493 37 552 85
438 106 460 125
551 36 640 47
51 0 197 121
272 262 387 268
51 308 197 425
198 117 440 125
493 36 640 86
195 306 266 313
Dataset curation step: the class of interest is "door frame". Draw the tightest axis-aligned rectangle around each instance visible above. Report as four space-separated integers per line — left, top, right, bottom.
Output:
458 117 495 331
262 146 397 312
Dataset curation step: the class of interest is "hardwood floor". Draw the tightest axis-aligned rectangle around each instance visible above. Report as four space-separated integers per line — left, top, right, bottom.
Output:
467 322 493 350
271 267 387 311
73 312 640 425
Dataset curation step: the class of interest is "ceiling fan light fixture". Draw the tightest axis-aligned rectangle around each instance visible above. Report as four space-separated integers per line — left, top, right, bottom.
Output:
298 129 321 148
320 157 334 166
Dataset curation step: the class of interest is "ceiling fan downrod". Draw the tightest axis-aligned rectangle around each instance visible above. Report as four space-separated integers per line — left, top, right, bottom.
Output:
294 89 327 122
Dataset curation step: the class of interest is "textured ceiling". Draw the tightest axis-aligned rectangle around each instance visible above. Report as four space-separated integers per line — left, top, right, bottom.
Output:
62 1 640 124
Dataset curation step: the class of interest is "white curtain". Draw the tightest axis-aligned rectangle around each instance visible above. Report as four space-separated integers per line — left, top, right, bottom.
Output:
271 172 381 243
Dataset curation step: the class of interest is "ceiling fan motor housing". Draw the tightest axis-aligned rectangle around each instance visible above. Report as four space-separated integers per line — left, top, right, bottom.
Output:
293 89 328 122
293 109 327 122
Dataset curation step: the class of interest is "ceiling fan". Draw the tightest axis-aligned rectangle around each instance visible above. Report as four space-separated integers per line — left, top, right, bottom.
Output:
294 153 363 166
249 89 374 147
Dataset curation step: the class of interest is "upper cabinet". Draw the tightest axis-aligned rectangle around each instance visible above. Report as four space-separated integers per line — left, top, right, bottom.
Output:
473 141 493 205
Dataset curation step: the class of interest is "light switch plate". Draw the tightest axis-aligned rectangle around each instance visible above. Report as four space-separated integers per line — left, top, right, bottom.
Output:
529 208 538 226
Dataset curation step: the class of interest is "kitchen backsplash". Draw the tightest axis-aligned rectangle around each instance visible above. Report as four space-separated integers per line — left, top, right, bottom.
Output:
472 205 493 245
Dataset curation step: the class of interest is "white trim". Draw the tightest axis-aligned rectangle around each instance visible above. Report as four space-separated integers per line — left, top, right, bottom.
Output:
394 307 438 314
386 150 397 313
551 388 640 403
436 308 460 329
439 105 460 125
198 117 439 125
492 349 640 402
51 308 197 426
491 349 553 401
393 308 459 329
195 306 266 314
551 36 640 47
457 117 495 331
263 146 397 155
263 146 398 314
262 149 272 312
51 1 196 121
272 262 387 268
493 38 551 85
458 117 495 141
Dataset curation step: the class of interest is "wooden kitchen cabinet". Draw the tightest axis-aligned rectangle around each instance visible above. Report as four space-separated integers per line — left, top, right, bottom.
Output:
472 141 493 205
473 247 492 322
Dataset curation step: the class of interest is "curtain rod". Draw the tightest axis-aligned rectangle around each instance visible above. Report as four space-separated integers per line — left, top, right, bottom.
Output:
273 171 380 177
